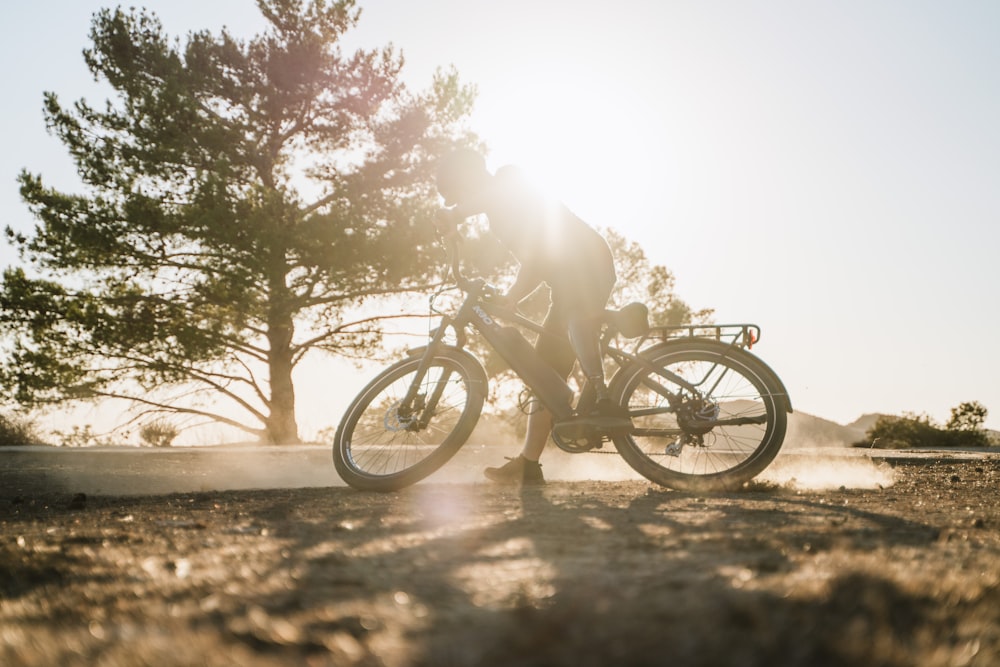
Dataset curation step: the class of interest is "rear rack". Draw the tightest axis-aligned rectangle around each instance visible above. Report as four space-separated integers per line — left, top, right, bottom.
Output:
638 323 761 350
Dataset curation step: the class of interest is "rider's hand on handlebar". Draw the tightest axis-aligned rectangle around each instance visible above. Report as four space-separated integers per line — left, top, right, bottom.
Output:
484 289 517 310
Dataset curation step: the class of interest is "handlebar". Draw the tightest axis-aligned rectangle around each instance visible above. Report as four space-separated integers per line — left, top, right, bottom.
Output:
441 231 500 300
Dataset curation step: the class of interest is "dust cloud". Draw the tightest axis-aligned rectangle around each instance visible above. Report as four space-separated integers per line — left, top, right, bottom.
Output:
761 451 897 491
546 448 898 492
435 440 897 491
4 441 894 498
430 444 644 486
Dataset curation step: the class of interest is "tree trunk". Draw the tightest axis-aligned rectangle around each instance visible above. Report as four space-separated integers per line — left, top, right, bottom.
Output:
266 303 301 445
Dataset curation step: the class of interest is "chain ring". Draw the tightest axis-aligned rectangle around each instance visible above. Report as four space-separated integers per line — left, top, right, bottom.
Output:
551 428 606 453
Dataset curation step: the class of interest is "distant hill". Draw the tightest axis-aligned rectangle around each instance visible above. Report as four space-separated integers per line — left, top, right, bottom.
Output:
794 412 1000 448
785 411 866 449
844 412 1000 447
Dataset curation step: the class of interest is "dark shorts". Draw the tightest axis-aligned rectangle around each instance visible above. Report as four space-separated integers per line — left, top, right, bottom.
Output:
535 258 616 378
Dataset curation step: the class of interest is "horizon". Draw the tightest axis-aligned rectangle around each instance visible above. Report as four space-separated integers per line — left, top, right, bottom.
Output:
2 1 1000 438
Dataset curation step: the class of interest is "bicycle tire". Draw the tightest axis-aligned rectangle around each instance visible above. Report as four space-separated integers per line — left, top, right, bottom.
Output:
609 339 788 492
333 348 487 491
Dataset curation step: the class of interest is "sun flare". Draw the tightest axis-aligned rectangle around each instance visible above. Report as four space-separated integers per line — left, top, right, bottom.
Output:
470 65 675 237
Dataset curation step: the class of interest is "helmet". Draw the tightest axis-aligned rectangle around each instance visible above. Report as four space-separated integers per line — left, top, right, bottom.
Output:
436 148 487 205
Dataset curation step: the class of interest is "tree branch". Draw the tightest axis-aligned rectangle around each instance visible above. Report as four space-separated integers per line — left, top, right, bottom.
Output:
89 390 264 438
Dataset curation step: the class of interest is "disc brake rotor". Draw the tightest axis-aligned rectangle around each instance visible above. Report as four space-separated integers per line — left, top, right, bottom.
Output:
384 399 418 432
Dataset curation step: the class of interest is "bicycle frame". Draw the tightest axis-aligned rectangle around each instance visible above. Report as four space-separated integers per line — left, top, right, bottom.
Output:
401 275 576 421
397 239 775 440
401 283 688 432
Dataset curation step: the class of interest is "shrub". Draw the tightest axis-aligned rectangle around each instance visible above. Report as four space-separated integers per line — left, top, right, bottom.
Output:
139 420 180 448
0 412 44 447
857 411 991 449
946 401 988 433
54 424 115 448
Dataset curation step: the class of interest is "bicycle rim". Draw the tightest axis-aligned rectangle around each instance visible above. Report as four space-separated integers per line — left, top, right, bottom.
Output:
611 342 786 491
334 355 483 490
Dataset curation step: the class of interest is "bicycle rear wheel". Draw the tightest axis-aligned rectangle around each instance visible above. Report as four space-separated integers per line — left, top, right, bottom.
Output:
610 339 788 492
333 349 486 491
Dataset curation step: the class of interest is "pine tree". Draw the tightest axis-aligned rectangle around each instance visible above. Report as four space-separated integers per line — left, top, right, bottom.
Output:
1 1 478 443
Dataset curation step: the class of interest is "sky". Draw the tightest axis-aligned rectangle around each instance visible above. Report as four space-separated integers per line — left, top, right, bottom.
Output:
2 0 1000 436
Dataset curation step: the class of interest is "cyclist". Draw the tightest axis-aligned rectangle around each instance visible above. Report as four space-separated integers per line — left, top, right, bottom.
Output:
435 148 630 485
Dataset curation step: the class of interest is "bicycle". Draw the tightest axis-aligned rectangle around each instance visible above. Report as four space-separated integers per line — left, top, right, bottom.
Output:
333 236 792 492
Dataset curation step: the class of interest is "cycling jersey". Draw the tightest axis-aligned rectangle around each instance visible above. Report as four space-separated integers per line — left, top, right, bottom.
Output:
451 165 616 311
449 165 616 379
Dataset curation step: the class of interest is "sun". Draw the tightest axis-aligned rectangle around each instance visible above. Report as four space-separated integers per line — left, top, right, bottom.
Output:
468 66 670 237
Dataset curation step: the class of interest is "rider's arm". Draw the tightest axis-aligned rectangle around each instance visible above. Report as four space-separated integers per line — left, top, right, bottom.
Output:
445 188 490 222
436 198 487 239
505 263 543 305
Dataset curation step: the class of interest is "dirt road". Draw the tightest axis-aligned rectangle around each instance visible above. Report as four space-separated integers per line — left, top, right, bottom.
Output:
3 446 1000 666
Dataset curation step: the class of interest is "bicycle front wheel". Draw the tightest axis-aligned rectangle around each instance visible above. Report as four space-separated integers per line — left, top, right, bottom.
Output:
610 339 788 492
333 349 486 491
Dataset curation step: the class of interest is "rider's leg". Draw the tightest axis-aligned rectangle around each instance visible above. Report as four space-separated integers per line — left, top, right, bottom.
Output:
560 260 617 410
520 401 553 461
567 317 608 402
520 308 574 460
484 399 549 484
554 262 632 424
484 310 570 484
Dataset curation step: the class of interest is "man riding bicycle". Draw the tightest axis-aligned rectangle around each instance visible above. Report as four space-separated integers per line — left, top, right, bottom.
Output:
435 148 630 485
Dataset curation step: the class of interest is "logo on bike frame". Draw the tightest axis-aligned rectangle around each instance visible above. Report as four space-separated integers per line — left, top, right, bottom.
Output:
472 305 495 327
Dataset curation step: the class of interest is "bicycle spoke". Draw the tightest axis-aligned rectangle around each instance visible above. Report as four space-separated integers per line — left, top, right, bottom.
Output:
613 341 786 491
338 359 475 481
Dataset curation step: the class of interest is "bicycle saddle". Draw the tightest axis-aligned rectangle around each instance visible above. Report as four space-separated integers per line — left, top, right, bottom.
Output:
605 302 649 338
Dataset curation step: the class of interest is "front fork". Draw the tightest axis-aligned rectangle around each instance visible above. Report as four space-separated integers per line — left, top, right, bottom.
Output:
397 315 468 431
